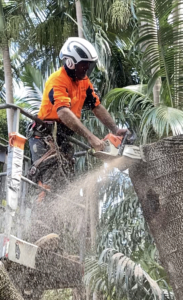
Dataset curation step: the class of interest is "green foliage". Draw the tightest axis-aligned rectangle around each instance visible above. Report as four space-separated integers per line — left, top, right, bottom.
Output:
0 1 178 298
131 244 169 284
19 0 77 73
0 0 33 44
81 0 139 97
96 172 150 256
41 288 72 300
107 0 131 29
105 85 150 134
105 83 183 143
84 248 169 300
141 105 183 143
135 0 183 108
84 172 174 299
81 0 134 31
105 0 183 141
17 64 43 114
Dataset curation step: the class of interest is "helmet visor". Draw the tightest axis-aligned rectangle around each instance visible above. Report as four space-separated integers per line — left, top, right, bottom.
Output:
87 61 97 77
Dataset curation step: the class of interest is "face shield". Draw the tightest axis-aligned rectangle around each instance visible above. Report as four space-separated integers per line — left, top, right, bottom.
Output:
87 61 98 77
63 58 98 80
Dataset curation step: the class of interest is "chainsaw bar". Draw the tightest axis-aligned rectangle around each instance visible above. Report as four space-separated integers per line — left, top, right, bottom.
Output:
93 147 141 171
93 145 141 161
123 145 141 160
93 151 119 161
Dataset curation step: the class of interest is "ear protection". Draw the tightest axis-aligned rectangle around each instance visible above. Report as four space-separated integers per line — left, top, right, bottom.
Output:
65 58 75 69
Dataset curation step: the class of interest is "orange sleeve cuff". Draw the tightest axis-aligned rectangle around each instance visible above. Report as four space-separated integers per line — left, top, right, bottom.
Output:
94 96 101 107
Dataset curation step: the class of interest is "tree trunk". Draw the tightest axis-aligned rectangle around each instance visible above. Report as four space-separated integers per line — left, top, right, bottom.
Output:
0 262 23 300
2 40 14 133
75 0 84 38
153 77 161 106
139 0 161 106
129 135 183 300
151 0 161 106
173 1 183 109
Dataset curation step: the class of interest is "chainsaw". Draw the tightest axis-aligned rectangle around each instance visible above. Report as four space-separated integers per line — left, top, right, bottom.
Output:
92 131 142 170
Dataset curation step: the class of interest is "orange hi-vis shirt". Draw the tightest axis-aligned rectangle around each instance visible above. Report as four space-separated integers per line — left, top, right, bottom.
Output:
38 66 101 121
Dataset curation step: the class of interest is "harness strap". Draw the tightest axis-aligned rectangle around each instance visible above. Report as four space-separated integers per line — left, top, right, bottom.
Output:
33 136 57 169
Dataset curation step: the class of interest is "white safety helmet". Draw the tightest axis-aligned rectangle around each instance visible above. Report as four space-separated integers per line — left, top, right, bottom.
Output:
59 37 98 76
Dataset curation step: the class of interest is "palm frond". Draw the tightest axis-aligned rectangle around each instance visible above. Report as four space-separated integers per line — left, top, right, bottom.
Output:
84 249 170 299
141 105 183 143
21 64 44 90
96 172 148 256
135 0 183 108
16 65 43 114
104 85 151 131
105 85 183 142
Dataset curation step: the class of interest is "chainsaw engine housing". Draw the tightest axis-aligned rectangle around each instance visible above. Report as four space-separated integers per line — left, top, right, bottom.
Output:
103 134 123 156
93 133 142 164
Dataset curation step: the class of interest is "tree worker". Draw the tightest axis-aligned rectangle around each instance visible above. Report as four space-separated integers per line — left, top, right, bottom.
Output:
27 37 128 189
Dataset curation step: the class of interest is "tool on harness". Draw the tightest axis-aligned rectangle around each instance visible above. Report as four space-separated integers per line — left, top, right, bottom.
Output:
27 135 57 182
26 121 54 139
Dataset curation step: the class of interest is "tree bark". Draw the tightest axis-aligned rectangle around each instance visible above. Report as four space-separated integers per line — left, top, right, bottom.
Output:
173 1 183 109
75 0 84 38
139 0 161 106
129 135 183 300
2 40 14 133
0 262 23 300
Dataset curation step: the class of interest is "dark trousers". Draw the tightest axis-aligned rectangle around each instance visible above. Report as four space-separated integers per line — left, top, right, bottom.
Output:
29 137 49 163
28 122 74 163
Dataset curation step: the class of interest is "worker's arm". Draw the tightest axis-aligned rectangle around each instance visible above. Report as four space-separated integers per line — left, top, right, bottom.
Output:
92 104 128 135
57 108 105 151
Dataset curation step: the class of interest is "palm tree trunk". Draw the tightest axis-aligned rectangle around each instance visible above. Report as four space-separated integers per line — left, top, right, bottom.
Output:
2 40 14 133
0 262 23 300
75 0 84 38
129 135 183 300
139 0 161 106
151 0 161 106
173 2 183 109
153 77 161 106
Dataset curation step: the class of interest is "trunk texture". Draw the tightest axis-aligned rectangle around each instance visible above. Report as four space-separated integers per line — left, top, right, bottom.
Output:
2 41 14 133
129 135 183 300
151 0 161 106
173 2 183 109
139 0 161 106
153 77 161 106
0 262 23 300
75 0 84 38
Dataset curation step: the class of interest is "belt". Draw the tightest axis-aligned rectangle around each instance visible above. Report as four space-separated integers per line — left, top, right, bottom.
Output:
27 121 55 139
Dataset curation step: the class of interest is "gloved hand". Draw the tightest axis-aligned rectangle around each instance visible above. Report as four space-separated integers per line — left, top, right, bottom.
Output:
87 134 105 152
115 128 131 136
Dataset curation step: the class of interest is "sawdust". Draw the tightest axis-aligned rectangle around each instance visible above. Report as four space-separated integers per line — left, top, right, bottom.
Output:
6 156 137 299
25 157 128 254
